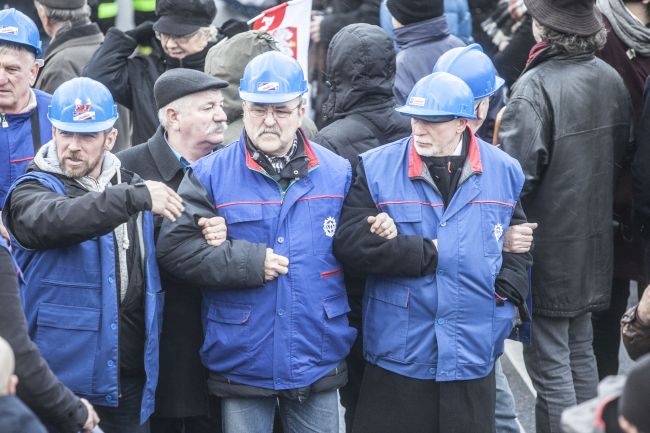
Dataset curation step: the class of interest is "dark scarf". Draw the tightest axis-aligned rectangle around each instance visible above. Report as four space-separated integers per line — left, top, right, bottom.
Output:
245 133 309 190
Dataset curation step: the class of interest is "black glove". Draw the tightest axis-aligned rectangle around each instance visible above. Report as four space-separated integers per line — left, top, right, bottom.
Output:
125 21 155 44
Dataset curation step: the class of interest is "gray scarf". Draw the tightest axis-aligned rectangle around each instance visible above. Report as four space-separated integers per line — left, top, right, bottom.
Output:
597 0 650 56
34 141 131 302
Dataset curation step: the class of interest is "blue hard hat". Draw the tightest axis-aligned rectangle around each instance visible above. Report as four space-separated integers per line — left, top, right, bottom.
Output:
0 8 42 57
433 44 505 100
48 78 119 133
396 72 476 120
239 51 308 104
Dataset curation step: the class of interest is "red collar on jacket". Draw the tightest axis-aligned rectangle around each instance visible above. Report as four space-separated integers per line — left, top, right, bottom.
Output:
407 127 482 178
244 129 318 172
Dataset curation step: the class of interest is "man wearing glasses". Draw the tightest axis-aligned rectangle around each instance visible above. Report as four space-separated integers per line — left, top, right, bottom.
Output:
83 0 218 145
156 51 375 433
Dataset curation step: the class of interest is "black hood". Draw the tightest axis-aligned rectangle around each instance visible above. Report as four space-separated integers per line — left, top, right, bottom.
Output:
322 23 397 123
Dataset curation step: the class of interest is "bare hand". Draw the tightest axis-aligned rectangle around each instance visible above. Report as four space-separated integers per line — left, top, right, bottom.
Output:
367 212 397 239
310 13 324 43
264 248 289 282
503 222 537 253
145 180 184 222
199 216 227 246
80 398 99 432
433 239 438 249
638 285 650 325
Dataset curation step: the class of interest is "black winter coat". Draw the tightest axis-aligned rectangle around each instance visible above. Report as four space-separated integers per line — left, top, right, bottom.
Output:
0 248 87 433
499 47 632 317
318 0 380 47
117 128 213 418
83 28 214 146
314 23 411 177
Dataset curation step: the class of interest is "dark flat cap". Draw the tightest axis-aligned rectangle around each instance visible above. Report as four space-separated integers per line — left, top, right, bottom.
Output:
153 0 217 36
154 69 228 110
36 0 86 9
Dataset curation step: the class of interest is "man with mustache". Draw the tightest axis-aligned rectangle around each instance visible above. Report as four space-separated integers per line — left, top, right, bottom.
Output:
2 77 185 433
117 68 229 433
157 51 371 433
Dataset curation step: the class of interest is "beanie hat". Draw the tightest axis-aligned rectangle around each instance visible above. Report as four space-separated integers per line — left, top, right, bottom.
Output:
619 354 650 433
36 0 85 9
153 0 217 36
154 68 228 110
386 0 444 26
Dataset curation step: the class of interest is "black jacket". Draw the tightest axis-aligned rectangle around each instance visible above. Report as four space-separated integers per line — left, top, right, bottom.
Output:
83 28 214 146
117 128 213 418
317 0 380 47
499 47 632 317
0 248 87 433
0 395 48 433
314 23 411 176
633 77 650 278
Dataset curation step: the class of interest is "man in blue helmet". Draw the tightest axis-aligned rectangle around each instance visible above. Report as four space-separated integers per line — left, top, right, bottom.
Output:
333 71 532 433
2 77 185 433
0 8 51 243
157 51 359 433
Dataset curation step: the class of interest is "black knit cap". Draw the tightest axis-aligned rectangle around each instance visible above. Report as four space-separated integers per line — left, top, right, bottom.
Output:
524 0 602 36
386 0 444 26
153 0 217 36
154 68 228 110
618 354 650 433
36 0 85 9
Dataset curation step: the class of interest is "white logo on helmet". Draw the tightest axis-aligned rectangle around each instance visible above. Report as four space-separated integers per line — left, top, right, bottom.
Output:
409 96 426 107
0 26 18 35
323 216 336 238
257 82 279 92
72 98 96 121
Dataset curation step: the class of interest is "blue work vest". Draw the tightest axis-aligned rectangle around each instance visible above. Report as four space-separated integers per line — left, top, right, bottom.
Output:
361 133 524 381
0 90 52 207
191 134 357 390
6 171 163 423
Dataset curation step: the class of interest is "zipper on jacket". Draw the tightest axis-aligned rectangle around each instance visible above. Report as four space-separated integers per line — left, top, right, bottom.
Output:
1 114 7 128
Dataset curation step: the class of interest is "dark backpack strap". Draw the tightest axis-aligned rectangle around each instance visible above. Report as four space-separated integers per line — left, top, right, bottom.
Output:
30 108 41 154
348 113 387 145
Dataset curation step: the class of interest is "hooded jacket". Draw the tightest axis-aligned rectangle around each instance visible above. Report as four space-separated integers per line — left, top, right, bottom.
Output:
83 27 215 146
314 23 411 175
499 46 632 317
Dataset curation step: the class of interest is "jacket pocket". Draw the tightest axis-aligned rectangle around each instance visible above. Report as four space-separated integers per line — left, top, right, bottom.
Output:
363 284 410 362
202 301 252 369
35 303 100 395
480 203 512 256
382 203 424 237
307 197 344 255
320 294 354 362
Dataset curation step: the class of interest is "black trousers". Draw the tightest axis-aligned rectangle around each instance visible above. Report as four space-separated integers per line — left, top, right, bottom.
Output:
353 363 496 433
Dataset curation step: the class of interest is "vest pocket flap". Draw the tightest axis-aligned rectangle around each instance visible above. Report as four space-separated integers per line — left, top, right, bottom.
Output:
322 294 351 319
382 203 422 223
37 303 100 331
208 302 251 324
369 285 410 308
219 204 264 224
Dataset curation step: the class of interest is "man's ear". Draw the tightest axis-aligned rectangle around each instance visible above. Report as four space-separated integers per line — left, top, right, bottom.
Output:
167 107 181 131
104 128 118 152
28 61 40 87
7 374 17 396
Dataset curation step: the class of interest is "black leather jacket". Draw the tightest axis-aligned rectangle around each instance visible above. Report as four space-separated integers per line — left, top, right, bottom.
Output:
499 47 632 317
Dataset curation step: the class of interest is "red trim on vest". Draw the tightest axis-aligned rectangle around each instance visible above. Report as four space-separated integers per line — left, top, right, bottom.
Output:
10 157 34 163
377 200 444 207
469 200 515 208
297 195 344 201
407 136 423 178
216 201 281 209
320 268 343 278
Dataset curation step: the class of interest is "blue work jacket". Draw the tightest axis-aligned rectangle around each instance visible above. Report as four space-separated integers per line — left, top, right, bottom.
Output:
191 134 357 390
361 133 524 381
0 89 52 207
7 171 162 423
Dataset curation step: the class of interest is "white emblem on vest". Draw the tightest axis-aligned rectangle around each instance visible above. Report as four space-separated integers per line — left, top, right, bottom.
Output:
493 223 504 242
323 216 337 238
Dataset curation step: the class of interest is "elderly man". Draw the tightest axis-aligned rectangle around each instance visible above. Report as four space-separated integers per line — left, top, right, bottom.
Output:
157 51 358 433
0 8 51 231
334 71 531 433
83 0 219 145
118 68 229 433
3 77 184 433
498 1 632 432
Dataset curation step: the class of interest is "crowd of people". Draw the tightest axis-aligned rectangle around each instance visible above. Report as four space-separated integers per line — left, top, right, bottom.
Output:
0 0 649 433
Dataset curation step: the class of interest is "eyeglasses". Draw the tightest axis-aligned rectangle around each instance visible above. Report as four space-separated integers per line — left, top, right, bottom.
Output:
245 102 302 119
155 30 200 44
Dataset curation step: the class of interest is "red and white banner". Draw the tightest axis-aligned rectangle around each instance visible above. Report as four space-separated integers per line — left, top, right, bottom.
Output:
248 0 312 84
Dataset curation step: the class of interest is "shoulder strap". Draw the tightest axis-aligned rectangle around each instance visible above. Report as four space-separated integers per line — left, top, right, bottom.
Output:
348 113 388 145
30 108 41 154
